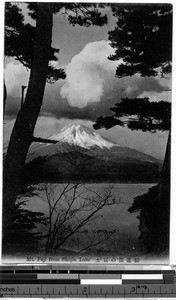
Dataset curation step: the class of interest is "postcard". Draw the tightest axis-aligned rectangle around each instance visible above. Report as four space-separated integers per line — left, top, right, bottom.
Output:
2 1 173 264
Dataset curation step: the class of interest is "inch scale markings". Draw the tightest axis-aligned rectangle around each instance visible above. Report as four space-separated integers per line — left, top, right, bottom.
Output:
0 265 176 297
1 284 176 298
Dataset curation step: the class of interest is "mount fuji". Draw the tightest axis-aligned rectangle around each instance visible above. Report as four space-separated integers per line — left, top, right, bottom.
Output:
48 124 117 149
25 124 163 183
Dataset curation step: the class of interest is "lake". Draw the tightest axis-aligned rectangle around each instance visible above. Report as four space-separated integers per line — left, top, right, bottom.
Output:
22 183 156 256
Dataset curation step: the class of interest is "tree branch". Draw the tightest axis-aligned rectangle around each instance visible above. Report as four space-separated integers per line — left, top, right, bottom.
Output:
32 136 59 144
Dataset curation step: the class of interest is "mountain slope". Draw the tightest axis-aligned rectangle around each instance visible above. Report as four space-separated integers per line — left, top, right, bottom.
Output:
49 124 117 149
26 124 117 162
25 124 163 183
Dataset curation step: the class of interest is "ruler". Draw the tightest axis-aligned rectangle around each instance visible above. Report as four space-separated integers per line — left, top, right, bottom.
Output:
1 284 176 297
1 265 176 298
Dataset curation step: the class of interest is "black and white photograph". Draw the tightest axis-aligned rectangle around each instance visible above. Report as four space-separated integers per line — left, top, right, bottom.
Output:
2 2 172 263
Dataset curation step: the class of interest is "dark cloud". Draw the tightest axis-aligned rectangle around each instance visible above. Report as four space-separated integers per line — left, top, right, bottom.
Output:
39 74 170 122
5 73 169 122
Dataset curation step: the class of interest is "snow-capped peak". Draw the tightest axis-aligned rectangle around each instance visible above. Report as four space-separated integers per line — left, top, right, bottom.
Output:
49 124 117 149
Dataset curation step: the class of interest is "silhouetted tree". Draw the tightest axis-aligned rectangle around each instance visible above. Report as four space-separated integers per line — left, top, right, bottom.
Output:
94 98 171 253
108 3 172 77
3 3 107 239
94 3 172 253
36 182 119 255
2 199 47 255
94 97 171 133
4 3 65 109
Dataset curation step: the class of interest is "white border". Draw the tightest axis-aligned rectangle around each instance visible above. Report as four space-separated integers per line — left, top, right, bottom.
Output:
0 0 176 266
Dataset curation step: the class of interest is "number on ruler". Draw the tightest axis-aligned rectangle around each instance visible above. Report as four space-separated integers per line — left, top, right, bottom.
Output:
131 286 136 293
80 286 89 294
137 285 147 290
83 286 88 293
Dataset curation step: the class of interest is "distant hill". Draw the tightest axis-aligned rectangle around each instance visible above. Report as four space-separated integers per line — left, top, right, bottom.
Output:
24 124 163 184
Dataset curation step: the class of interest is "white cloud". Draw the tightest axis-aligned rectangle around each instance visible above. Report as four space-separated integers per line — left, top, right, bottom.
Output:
157 74 172 89
60 40 120 108
125 85 138 95
138 90 171 103
5 62 29 97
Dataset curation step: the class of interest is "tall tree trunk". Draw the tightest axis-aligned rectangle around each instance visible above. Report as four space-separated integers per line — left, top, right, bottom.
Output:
158 129 171 204
3 81 7 114
3 3 53 238
157 129 171 249
128 129 171 252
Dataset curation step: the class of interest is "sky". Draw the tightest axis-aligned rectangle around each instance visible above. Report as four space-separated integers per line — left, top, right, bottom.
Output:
4 2 172 160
